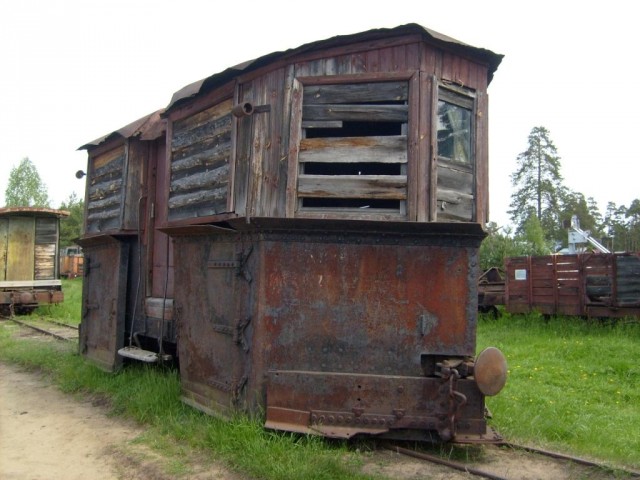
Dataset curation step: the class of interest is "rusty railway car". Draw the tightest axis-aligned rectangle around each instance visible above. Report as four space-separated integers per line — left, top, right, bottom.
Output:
504 253 640 318
77 24 507 443
59 245 84 279
0 207 67 315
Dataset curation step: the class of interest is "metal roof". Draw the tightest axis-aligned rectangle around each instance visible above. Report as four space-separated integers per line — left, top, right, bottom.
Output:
79 109 165 150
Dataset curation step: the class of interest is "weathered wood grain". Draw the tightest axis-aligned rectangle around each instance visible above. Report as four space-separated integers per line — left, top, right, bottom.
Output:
299 135 407 164
303 82 407 104
298 174 406 200
303 104 408 122
170 164 230 193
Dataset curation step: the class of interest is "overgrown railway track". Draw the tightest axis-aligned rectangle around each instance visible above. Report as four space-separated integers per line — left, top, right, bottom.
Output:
389 441 640 479
3 314 638 479
3 316 78 342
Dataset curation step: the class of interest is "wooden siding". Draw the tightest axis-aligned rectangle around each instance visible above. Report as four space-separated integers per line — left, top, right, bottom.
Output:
35 217 57 280
87 145 125 233
5 217 35 281
169 99 233 221
0 219 7 281
436 159 474 221
234 67 291 219
158 33 492 225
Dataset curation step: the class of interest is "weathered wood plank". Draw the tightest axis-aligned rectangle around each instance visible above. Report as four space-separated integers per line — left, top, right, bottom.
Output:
87 195 120 211
92 146 125 171
92 154 124 181
172 114 232 151
168 186 228 210
437 161 473 194
303 104 408 122
437 187 473 205
170 164 230 193
87 206 121 222
173 99 233 133
302 120 343 129
436 187 473 221
88 178 123 201
285 78 303 217
298 174 406 199
303 82 408 104
171 144 231 173
35 218 57 244
275 64 296 217
34 243 55 280
299 135 407 164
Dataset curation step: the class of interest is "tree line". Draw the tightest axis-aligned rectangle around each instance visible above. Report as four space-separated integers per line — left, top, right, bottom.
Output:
5 132 639 264
480 126 640 269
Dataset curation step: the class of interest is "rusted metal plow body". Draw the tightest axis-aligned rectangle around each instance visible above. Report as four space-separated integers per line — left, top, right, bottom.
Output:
172 219 497 441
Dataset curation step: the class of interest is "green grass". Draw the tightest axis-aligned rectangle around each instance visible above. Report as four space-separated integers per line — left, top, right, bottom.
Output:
3 289 639 475
478 311 640 469
0 322 371 479
35 277 83 325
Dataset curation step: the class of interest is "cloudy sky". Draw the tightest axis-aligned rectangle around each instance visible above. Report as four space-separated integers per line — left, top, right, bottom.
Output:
1 0 637 228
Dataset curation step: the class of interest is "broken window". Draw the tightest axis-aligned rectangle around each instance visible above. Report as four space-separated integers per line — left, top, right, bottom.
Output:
296 81 409 214
436 86 476 221
437 88 473 165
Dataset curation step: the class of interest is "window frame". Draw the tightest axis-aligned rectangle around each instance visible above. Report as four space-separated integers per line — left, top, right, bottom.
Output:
433 82 478 222
286 72 419 221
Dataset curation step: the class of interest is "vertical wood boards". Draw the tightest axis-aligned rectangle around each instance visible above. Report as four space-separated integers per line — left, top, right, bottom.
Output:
34 217 58 280
6 217 35 281
0 219 7 281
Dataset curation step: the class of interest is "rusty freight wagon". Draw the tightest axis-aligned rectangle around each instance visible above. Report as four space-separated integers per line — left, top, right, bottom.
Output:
505 253 640 318
0 207 67 315
59 245 84 279
77 24 507 443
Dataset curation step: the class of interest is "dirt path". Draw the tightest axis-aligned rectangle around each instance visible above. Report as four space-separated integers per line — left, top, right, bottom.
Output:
0 362 144 479
0 359 625 480
0 362 235 480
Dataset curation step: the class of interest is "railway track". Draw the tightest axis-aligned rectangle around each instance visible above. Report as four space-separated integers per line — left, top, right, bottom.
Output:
388 441 640 480
4 316 79 342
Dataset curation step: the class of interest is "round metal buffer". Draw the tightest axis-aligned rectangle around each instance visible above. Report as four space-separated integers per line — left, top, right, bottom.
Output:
474 347 507 396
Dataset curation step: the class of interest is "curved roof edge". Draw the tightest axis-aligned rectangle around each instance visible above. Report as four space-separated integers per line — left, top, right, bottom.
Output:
79 24 503 151
78 109 165 151
166 23 504 112
0 207 70 218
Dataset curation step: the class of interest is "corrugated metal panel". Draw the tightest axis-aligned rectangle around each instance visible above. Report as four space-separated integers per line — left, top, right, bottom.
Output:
79 109 166 150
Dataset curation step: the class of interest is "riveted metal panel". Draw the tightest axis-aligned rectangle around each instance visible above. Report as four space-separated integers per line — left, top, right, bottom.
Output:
78 236 130 372
171 221 486 439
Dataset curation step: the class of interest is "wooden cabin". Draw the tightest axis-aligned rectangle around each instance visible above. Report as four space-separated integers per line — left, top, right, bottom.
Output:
78 24 506 442
0 207 68 314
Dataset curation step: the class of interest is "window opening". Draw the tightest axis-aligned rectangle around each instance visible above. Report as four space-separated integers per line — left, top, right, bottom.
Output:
297 82 408 212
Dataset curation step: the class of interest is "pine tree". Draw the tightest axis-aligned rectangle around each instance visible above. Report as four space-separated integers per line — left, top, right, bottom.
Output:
59 192 84 247
508 126 564 243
